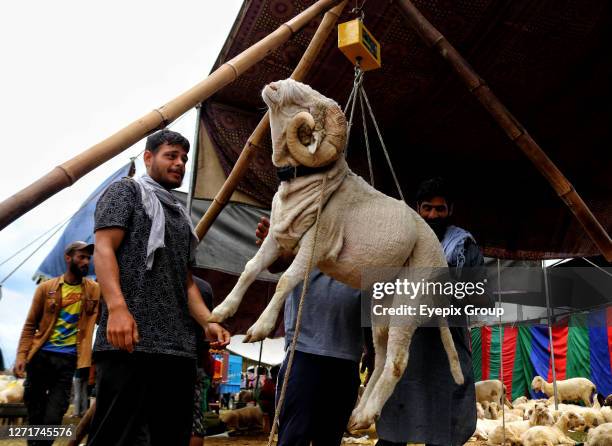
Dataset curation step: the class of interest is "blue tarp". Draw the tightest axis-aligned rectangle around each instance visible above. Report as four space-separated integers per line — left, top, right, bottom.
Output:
34 162 133 280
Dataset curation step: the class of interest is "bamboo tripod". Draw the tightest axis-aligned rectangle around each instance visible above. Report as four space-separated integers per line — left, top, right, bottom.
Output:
195 1 349 239
0 0 343 231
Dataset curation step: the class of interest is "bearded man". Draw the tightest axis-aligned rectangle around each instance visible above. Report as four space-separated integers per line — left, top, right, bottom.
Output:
15 241 99 446
376 177 484 446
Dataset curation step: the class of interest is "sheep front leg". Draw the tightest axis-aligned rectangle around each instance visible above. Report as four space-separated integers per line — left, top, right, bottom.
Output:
209 234 280 323
244 233 317 343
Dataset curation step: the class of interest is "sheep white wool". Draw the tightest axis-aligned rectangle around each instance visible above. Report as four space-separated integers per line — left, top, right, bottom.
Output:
487 421 527 446
532 375 596 407
271 157 349 250
488 403 556 446
477 402 486 419
477 379 513 408
208 78 463 431
520 411 585 446
0 380 24 404
219 406 264 431
586 422 612 446
601 406 612 423
513 396 529 406
475 418 502 440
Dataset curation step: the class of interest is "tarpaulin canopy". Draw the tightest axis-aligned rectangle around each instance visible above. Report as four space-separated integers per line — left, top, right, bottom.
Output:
471 308 612 400
196 0 612 260
34 162 133 281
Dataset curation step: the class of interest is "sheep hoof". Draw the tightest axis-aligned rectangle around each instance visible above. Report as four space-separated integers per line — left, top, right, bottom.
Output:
244 322 272 343
208 305 232 323
347 408 376 432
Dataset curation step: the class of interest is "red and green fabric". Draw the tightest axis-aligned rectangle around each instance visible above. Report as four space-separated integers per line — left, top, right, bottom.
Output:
470 307 612 400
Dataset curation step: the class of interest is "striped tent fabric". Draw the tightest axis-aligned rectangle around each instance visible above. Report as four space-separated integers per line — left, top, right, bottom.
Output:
471 307 612 400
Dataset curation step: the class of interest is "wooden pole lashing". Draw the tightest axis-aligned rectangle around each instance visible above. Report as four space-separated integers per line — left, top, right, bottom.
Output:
194 0 349 241
0 0 343 231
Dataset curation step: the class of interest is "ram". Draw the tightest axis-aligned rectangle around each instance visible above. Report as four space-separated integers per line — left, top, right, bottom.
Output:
209 78 464 430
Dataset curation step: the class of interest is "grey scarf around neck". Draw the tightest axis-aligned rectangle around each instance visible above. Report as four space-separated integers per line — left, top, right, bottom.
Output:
134 174 199 270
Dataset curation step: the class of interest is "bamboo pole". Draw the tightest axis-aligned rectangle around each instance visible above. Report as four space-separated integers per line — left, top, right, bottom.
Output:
397 0 612 261
195 0 349 241
0 0 342 232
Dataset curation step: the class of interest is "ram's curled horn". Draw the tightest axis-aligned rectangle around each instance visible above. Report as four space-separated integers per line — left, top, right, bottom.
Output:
286 105 347 167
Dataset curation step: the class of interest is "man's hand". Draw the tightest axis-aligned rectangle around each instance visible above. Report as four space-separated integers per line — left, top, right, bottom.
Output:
13 359 26 378
206 322 231 349
107 305 140 353
255 217 270 245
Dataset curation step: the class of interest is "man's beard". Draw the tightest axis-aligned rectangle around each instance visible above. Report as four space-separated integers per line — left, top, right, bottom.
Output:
426 217 450 241
69 261 88 279
151 164 183 189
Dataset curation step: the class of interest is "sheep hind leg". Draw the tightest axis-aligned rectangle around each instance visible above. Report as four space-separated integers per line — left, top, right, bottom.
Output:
348 324 417 431
350 326 388 423
209 235 280 323
244 232 318 342
438 322 464 385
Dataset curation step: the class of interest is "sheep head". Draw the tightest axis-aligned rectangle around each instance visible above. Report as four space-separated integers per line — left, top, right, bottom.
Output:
531 376 545 392
557 411 585 432
262 78 347 168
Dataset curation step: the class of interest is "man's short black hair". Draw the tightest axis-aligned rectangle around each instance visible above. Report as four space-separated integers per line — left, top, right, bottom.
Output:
415 177 454 205
145 129 190 154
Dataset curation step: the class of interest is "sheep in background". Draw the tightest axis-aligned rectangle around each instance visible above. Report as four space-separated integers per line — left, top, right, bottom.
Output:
507 407 526 419
0 379 24 404
477 379 514 409
532 375 596 407
552 403 606 430
601 406 612 423
513 396 529 406
477 402 486 419
586 422 612 446
487 402 555 446
219 406 264 432
474 418 502 441
208 78 464 430
520 411 585 446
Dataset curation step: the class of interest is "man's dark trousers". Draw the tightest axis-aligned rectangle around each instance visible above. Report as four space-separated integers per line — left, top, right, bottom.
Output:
277 350 360 446
23 350 77 446
86 351 196 446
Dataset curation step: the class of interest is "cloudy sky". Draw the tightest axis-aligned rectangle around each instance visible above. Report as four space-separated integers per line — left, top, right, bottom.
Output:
0 1 243 368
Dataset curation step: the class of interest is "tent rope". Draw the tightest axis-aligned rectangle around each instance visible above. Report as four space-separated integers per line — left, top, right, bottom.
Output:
0 218 70 268
267 174 328 446
0 218 71 286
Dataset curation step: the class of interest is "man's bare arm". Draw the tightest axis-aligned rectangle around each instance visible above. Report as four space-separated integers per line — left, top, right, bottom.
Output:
95 227 139 352
186 269 230 347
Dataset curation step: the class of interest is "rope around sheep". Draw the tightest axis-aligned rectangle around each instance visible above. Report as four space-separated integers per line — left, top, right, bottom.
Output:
267 174 328 446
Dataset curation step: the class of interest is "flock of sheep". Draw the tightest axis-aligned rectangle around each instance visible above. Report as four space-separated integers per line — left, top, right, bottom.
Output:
5 372 612 445
474 377 612 446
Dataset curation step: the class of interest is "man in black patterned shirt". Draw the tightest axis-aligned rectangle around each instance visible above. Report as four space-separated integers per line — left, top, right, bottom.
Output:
88 130 230 446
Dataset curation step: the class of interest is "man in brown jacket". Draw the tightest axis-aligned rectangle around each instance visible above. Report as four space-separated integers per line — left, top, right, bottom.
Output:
14 241 100 444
